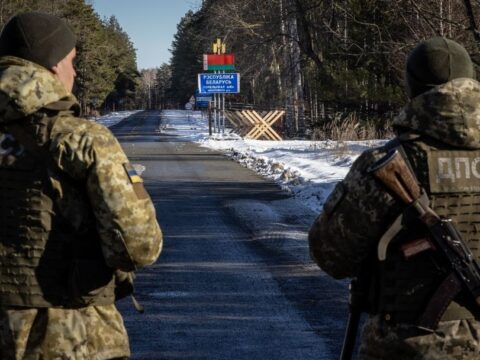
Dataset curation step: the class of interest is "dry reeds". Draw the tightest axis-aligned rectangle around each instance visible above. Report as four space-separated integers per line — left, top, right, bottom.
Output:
312 112 394 141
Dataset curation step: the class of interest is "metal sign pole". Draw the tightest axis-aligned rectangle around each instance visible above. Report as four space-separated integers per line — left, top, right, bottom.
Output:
208 102 213 136
217 92 220 133
215 92 219 133
213 73 217 133
201 38 237 135
222 73 225 133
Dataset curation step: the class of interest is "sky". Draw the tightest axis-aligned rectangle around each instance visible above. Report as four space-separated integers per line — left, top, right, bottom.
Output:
92 0 201 70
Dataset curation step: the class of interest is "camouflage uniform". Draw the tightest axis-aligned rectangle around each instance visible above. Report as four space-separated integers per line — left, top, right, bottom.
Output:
309 78 480 359
0 56 163 359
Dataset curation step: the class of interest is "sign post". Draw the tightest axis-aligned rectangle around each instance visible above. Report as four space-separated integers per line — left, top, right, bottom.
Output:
184 102 193 121
213 82 217 132
198 38 239 134
195 90 213 109
208 102 213 136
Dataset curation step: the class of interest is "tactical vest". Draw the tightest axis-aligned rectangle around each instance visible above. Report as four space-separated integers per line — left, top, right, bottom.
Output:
0 112 115 308
375 137 480 324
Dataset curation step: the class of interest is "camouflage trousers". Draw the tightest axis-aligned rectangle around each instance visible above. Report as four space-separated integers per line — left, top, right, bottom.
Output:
360 315 480 360
0 304 130 360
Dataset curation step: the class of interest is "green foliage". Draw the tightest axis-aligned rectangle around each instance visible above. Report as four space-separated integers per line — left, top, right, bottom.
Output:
101 16 139 111
61 0 115 113
169 0 480 137
169 10 204 106
5 0 478 127
156 64 172 109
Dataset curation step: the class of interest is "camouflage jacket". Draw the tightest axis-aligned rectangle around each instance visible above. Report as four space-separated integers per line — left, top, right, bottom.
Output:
309 78 480 358
309 77 480 279
0 56 162 359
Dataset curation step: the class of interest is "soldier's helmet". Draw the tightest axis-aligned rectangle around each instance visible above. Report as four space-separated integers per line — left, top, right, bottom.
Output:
406 37 475 98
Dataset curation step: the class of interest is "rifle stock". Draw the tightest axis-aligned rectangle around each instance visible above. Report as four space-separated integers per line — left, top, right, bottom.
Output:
368 150 421 205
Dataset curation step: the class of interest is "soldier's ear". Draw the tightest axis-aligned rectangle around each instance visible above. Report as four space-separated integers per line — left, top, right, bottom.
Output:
51 64 59 75
51 48 73 75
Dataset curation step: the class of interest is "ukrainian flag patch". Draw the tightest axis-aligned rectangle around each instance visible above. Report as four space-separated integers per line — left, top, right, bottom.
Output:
123 163 143 184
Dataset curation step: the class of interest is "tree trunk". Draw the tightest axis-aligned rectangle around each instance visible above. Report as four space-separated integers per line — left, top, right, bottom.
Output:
439 0 444 36
281 0 305 138
463 0 480 46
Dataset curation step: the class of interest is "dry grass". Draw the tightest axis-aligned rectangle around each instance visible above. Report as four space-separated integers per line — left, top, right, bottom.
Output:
311 112 394 141
310 112 394 158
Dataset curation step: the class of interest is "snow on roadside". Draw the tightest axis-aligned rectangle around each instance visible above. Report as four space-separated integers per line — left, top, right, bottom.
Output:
95 109 386 213
160 110 387 213
94 110 142 128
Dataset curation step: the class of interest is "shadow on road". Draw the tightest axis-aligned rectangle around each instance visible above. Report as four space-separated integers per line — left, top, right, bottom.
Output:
113 110 350 359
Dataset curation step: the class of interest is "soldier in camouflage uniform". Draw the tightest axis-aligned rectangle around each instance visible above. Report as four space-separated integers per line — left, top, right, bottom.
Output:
0 12 163 359
309 37 480 359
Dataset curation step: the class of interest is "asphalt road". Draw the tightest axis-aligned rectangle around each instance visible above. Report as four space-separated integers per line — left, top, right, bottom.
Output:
111 110 349 360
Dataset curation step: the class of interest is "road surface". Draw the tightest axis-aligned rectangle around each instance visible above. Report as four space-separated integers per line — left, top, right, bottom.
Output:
111 110 349 360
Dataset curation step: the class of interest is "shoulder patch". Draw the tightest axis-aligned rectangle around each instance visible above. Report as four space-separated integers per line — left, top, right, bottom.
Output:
123 162 149 200
123 163 143 184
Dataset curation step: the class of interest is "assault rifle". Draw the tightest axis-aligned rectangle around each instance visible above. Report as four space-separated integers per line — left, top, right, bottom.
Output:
340 149 480 360
369 149 480 328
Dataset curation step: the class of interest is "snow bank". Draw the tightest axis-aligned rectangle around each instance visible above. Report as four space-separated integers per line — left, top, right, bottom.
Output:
95 110 142 128
160 110 386 213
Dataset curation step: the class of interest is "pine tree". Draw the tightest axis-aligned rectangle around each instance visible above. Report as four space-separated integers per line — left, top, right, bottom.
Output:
169 11 204 107
102 16 140 111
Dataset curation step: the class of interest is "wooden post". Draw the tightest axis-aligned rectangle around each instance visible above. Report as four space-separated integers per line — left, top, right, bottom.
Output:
208 102 213 136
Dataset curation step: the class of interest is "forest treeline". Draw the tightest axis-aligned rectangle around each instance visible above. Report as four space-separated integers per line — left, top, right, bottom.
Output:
164 0 480 138
0 0 139 114
3 1 480 139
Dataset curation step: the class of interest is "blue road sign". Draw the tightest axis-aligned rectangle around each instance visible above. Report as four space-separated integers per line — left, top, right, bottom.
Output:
195 90 213 108
198 73 240 94
196 100 211 108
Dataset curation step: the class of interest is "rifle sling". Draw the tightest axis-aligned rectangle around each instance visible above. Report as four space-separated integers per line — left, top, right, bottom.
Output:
417 272 462 330
340 310 361 360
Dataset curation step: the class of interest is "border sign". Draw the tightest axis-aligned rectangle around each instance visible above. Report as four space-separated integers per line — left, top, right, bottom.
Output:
198 73 240 94
203 54 235 71
195 90 212 108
